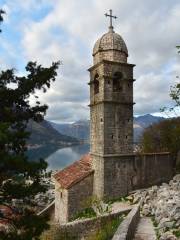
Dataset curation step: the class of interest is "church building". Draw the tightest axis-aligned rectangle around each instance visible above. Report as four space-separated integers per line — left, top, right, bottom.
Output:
54 10 173 224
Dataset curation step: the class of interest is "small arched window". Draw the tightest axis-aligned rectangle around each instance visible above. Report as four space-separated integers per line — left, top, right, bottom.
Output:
94 74 99 94
113 72 123 92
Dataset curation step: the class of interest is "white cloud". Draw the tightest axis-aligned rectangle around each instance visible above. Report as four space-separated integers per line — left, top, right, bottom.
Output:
1 0 180 122
2 0 50 12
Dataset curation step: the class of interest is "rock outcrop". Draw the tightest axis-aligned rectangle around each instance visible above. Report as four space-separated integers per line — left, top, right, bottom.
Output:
130 175 180 240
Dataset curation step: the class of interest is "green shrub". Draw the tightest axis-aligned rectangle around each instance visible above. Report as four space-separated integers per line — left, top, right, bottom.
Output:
72 207 96 220
173 229 180 237
87 215 124 240
105 196 131 205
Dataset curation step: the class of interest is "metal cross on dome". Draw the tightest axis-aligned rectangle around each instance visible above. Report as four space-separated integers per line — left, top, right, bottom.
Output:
105 9 117 30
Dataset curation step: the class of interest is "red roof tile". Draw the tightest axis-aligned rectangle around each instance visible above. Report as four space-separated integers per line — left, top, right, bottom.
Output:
0 205 15 220
53 154 93 189
0 205 20 230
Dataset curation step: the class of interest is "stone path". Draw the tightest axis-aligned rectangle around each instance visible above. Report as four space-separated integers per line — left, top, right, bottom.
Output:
133 217 157 240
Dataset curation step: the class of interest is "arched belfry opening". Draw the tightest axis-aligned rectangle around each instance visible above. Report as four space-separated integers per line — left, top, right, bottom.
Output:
113 72 123 92
94 74 99 94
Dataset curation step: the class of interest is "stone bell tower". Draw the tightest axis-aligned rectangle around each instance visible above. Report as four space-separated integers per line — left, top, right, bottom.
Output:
88 10 135 199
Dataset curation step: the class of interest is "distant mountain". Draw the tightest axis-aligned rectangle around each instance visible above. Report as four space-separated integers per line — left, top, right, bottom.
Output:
27 120 79 147
133 114 164 143
134 114 164 128
50 114 164 143
51 120 90 141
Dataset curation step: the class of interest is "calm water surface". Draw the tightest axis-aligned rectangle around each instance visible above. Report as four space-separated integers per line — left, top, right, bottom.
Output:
27 144 89 171
46 144 90 171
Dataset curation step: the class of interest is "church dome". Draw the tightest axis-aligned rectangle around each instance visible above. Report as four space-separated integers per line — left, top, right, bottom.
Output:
93 30 128 57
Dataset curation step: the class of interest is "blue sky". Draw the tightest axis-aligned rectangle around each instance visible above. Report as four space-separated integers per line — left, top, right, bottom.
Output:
0 0 180 122
0 0 53 70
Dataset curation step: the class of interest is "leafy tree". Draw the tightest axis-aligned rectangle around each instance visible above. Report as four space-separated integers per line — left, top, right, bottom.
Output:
0 9 5 32
0 9 60 240
177 45 180 54
140 117 180 158
171 46 180 111
170 82 180 107
160 46 180 116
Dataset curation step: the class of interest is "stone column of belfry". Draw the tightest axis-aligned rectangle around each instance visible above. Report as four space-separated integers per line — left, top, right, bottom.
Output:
88 12 135 199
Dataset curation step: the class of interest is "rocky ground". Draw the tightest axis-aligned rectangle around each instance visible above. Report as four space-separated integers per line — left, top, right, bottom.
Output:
11 174 55 213
34 176 55 212
130 174 180 240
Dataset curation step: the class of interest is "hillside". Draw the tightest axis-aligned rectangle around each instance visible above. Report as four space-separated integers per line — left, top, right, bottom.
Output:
133 114 164 142
134 114 164 128
50 114 164 143
51 120 90 141
27 120 79 146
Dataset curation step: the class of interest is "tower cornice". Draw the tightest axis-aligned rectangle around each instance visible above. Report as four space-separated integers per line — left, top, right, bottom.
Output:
89 101 135 107
88 77 136 85
88 60 136 72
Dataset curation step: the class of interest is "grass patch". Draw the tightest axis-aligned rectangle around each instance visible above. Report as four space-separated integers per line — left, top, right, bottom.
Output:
87 215 124 240
41 223 78 240
173 229 180 237
151 217 161 239
151 216 158 227
72 207 96 220
106 196 132 205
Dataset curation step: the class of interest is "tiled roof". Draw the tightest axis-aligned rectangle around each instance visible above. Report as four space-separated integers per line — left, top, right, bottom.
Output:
53 154 93 189
0 205 16 220
0 205 20 231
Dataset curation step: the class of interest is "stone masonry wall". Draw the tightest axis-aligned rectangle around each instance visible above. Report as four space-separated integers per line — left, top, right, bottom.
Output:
89 61 135 156
55 181 68 224
53 208 130 240
90 104 104 154
55 174 94 224
93 153 174 200
92 154 104 199
94 50 127 65
68 173 94 221
103 103 133 154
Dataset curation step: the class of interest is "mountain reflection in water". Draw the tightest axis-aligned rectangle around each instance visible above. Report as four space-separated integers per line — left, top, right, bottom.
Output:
27 144 90 171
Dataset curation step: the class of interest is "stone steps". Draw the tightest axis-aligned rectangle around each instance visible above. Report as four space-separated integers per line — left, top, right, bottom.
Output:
133 217 156 240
